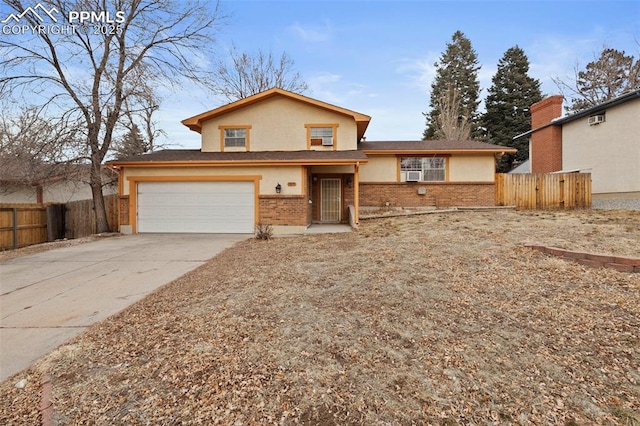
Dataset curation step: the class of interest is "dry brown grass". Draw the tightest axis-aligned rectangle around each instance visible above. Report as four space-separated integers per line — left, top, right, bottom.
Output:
1 209 639 425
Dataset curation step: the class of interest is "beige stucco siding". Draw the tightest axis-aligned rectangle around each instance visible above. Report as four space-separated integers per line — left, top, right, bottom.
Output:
121 165 304 196
309 165 355 174
359 154 495 182
0 177 117 203
448 156 495 182
0 185 38 203
562 98 640 194
44 179 117 202
201 97 359 152
359 156 398 182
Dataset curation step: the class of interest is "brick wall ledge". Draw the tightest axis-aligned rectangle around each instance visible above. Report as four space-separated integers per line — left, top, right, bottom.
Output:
525 244 640 273
259 195 305 199
359 206 516 220
359 181 495 185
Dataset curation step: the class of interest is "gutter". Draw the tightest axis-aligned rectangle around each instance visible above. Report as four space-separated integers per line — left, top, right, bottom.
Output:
512 122 555 141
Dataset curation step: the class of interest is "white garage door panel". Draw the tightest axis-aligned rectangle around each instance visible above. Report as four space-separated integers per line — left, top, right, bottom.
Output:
137 181 254 233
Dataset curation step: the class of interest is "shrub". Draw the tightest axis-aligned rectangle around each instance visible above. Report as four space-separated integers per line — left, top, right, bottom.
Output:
255 223 273 240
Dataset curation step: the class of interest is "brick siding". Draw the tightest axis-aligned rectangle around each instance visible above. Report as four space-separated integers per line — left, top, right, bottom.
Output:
359 182 496 208
259 195 309 226
343 182 355 222
530 95 563 173
119 196 129 225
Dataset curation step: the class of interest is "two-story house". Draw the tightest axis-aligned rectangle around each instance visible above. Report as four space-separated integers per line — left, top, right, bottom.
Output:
516 89 640 199
109 88 513 234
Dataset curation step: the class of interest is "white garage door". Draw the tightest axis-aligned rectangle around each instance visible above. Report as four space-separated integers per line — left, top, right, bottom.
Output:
137 181 254 233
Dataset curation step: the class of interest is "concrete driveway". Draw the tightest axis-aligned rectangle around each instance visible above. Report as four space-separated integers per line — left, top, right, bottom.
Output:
0 234 247 382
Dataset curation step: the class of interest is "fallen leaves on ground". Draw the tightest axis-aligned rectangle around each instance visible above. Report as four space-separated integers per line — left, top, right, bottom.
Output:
1 209 639 425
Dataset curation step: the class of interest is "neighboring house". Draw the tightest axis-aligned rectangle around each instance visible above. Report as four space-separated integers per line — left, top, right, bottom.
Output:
108 88 514 234
0 165 118 204
508 159 530 174
515 89 640 199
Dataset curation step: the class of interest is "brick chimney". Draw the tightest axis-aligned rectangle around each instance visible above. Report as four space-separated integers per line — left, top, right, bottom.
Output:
530 95 563 173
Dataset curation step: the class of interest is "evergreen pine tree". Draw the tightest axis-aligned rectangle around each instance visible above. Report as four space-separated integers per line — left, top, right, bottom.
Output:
483 46 542 172
113 125 150 160
423 31 481 140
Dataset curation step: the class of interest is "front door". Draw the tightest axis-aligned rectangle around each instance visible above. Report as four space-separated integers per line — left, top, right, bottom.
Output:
320 178 341 222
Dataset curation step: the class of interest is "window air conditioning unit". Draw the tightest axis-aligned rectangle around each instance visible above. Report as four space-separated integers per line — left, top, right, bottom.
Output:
588 114 605 125
406 171 421 182
321 137 334 146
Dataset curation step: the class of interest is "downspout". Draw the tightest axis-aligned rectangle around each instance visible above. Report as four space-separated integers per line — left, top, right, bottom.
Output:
354 162 360 225
114 166 123 232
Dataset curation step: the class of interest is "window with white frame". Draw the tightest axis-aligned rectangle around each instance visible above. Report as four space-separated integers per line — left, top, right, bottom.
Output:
224 128 246 147
310 127 334 146
400 157 446 182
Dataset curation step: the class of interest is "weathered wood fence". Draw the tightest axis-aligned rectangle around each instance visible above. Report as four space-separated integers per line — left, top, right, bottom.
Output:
64 195 118 239
0 194 118 250
495 173 591 209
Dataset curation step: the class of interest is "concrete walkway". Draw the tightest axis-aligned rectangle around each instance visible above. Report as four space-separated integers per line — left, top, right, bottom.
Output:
305 224 352 234
0 234 247 382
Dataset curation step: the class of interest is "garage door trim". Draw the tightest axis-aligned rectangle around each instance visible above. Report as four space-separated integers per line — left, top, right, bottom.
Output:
127 175 261 234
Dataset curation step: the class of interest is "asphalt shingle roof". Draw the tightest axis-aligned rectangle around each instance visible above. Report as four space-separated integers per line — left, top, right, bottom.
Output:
109 149 369 164
358 140 515 151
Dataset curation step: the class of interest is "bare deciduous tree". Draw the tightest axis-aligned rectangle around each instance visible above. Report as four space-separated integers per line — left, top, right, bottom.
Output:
0 105 85 192
212 45 309 101
553 47 640 113
434 85 472 140
114 90 166 159
1 0 223 232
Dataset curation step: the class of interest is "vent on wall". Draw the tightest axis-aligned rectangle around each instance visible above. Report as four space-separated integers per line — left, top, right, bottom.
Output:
588 114 605 125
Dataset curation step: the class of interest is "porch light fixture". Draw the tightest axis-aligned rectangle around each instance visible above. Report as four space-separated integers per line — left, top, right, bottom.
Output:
275 183 282 193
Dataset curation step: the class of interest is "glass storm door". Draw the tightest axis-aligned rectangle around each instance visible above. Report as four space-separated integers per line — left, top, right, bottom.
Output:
320 178 341 222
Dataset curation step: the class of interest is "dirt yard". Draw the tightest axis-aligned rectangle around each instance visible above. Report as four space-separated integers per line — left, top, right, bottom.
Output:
1 209 639 425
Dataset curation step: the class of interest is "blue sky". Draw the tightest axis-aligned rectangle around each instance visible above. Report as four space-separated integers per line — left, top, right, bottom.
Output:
2 1 638 149
164 0 639 148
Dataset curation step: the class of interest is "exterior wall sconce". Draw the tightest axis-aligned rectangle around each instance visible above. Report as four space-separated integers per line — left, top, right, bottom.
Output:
275 183 281 193
346 176 353 187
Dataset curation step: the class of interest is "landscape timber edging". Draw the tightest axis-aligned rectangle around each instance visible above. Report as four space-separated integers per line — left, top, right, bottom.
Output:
525 244 640 273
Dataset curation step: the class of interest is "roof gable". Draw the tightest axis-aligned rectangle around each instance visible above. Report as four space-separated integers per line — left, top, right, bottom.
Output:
182 88 371 139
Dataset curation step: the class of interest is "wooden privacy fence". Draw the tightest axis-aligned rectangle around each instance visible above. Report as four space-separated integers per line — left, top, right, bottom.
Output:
0 194 118 250
0 205 48 250
64 194 118 239
495 173 591 209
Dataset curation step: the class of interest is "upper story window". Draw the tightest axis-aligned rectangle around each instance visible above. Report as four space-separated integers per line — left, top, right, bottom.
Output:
219 125 251 151
310 127 333 145
400 157 446 182
225 128 246 147
306 124 338 149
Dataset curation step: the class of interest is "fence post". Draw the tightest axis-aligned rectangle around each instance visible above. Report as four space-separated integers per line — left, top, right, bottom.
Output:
12 207 18 249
